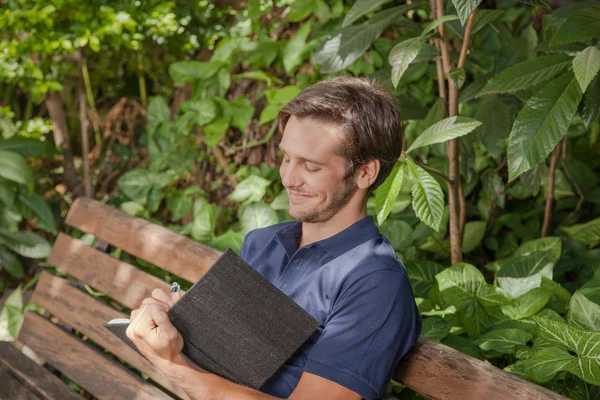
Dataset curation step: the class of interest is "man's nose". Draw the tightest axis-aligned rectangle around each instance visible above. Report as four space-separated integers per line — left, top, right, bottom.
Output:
281 162 301 188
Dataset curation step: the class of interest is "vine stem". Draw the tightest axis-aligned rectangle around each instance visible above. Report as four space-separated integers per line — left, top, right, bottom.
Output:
542 143 562 237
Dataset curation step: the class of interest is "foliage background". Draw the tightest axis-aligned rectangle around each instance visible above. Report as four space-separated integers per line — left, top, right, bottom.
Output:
1 0 600 398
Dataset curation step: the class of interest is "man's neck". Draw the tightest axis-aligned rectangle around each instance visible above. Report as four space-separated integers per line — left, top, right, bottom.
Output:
300 204 368 247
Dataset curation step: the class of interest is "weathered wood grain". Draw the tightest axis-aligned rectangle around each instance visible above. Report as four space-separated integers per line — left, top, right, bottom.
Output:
65 197 222 283
0 342 80 400
32 271 188 399
394 337 568 400
48 234 170 310
0 371 40 400
18 312 173 400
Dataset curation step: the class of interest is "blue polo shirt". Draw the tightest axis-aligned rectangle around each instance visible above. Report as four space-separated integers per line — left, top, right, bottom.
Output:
239 216 421 399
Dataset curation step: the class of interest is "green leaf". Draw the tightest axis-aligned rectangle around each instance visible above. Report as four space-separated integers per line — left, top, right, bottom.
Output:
343 0 393 27
518 0 550 10
421 316 452 341
181 98 217 126
239 202 278 233
374 163 404 225
147 96 170 135
436 263 486 304
573 46 600 92
567 291 600 331
474 328 533 354
230 96 255 132
0 286 24 341
501 287 551 320
270 190 289 211
287 0 315 22
117 170 172 207
422 15 459 36
405 158 444 232
283 21 312 75
229 175 271 204
17 191 56 234
562 216 600 247
209 230 244 254
0 228 51 258
0 138 58 158
495 247 558 299
452 0 482 26
314 3 423 74
449 67 466 89
407 116 482 153
269 86 302 105
475 95 511 159
533 316 600 385
204 119 229 147
470 10 505 36
259 104 280 125
191 199 217 242
510 347 576 383
0 151 34 190
119 201 145 216
579 73 600 128
461 221 486 253
389 38 424 88
405 260 445 298
541 277 572 315
0 245 24 278
479 54 572 95
507 72 583 182
550 5 600 45
167 195 192 222
169 61 222 84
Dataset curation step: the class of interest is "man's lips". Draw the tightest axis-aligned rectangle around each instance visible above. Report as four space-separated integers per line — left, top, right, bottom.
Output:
288 190 313 201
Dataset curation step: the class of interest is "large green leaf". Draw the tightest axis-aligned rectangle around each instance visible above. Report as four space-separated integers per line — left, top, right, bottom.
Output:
501 287 551 320
283 21 312 75
475 95 511 159
0 245 24 278
314 3 423 73
117 169 172 207
452 0 482 25
421 316 452 341
474 328 533 354
479 55 572 95
0 151 34 190
461 221 486 253
230 96 255 132
191 198 217 242
0 286 24 341
0 228 51 258
506 347 576 383
405 260 445 298
239 202 278 234
388 37 424 88
181 98 217 126
343 0 393 27
229 175 271 204
204 118 229 147
0 138 58 158
374 163 404 225
287 0 315 22
209 230 244 254
405 158 444 232
507 72 583 182
407 116 481 153
562 217 600 247
573 46 600 92
147 96 171 135
550 5 600 45
567 291 600 331
579 73 600 128
168 61 222 84
17 191 56 234
533 316 600 385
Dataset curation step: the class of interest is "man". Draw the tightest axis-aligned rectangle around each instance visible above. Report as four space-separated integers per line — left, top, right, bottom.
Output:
127 77 422 400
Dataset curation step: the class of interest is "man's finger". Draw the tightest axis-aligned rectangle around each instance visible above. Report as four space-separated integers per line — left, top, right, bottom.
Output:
171 291 183 305
152 288 171 305
142 297 169 310
149 304 180 342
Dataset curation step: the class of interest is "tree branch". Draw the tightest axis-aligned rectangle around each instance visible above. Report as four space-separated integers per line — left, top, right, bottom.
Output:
542 144 561 237
415 161 450 182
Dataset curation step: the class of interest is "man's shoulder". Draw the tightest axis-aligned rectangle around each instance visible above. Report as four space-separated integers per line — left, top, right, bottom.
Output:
244 221 297 243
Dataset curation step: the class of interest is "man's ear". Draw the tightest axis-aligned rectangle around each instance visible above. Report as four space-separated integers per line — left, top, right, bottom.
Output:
356 159 380 190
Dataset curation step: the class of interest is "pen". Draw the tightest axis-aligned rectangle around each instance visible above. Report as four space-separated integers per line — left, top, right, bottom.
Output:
170 282 180 299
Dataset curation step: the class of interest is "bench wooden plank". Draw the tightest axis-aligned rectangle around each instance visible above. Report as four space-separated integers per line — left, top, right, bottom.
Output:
0 342 80 400
394 338 568 400
65 197 221 283
18 311 173 400
32 271 189 399
48 234 171 310
0 371 40 400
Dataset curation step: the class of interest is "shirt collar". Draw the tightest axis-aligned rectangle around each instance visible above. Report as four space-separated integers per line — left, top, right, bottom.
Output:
275 216 380 259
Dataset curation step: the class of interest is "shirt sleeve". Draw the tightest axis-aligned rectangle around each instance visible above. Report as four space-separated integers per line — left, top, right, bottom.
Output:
303 268 421 400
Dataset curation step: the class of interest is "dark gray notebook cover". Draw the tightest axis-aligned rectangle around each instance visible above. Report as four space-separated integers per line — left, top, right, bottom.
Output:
104 249 320 389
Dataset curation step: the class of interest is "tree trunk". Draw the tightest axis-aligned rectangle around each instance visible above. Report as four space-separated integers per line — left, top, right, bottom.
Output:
45 92 80 193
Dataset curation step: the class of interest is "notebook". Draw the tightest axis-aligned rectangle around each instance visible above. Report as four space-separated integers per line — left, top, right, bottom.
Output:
104 249 320 389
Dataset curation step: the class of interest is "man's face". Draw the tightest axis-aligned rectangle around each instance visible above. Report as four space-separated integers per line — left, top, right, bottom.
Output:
278 115 357 223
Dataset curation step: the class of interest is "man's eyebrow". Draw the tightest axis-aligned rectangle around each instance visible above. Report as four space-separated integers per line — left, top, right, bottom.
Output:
278 145 327 166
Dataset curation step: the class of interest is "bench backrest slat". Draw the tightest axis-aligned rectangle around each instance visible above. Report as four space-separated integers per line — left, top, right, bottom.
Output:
65 197 221 283
19 311 173 400
31 271 188 399
48 234 171 310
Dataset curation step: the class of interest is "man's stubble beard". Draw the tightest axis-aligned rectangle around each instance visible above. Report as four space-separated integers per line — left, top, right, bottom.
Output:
287 178 357 224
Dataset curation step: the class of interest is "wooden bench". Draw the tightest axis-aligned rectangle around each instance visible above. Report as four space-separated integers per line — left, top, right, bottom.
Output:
2 197 566 399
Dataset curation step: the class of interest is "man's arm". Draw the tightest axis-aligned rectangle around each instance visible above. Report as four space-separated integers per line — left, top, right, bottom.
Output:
126 294 362 400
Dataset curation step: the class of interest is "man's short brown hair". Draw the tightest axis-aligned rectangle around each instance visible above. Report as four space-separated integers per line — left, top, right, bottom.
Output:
278 76 401 191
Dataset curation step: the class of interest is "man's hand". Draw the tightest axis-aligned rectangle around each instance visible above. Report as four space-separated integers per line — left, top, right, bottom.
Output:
126 289 184 367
